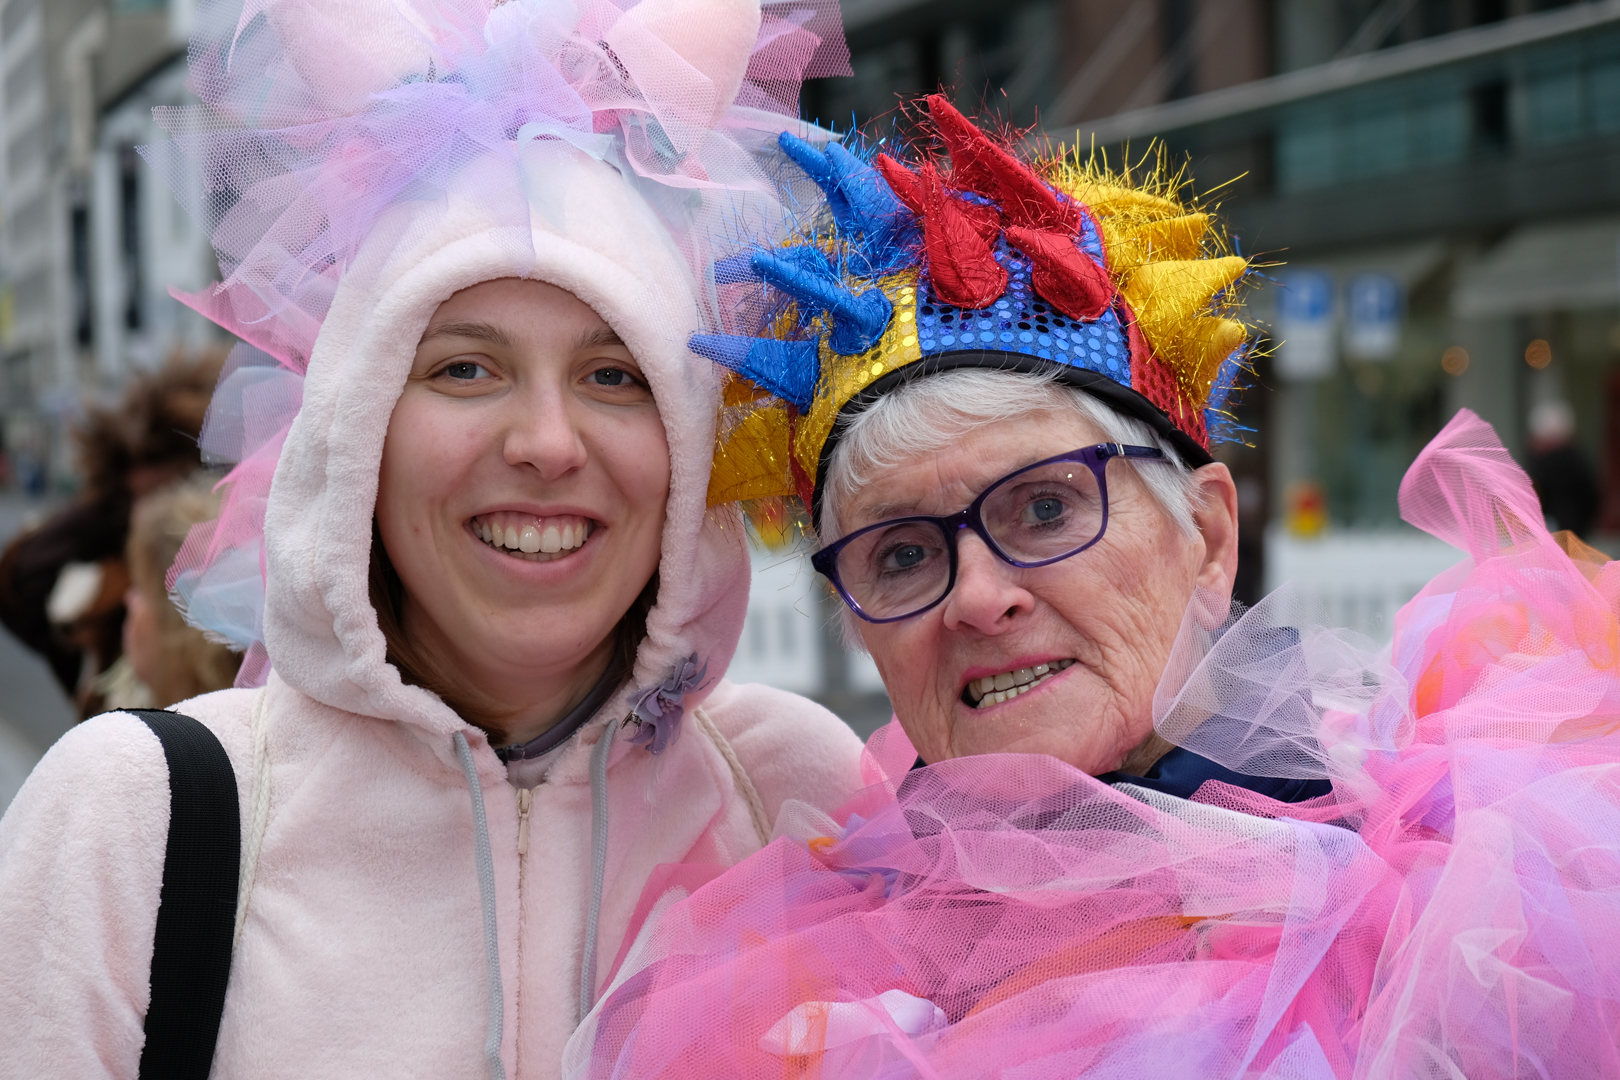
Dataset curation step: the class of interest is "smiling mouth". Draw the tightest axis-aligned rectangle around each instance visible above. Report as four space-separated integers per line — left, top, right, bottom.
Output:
471 512 595 563
963 659 1077 708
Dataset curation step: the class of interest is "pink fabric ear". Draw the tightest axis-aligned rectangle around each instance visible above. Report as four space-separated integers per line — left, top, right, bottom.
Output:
258 0 461 114
620 0 762 124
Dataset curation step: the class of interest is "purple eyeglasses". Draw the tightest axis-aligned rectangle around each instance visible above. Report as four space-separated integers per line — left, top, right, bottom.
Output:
811 443 1167 623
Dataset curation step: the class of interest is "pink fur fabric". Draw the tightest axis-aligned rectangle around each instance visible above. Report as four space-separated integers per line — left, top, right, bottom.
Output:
0 679 860 1078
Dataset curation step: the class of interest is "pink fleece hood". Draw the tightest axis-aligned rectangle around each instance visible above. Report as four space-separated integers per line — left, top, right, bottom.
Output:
155 0 850 737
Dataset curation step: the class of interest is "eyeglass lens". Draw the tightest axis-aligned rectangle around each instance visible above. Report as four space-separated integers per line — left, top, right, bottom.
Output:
834 459 1105 619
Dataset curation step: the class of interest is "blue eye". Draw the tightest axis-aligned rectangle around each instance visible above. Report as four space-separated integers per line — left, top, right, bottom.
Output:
593 368 629 386
1031 497 1065 522
444 361 488 380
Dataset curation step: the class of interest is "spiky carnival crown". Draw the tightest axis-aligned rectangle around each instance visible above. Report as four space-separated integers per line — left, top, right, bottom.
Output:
694 94 1254 529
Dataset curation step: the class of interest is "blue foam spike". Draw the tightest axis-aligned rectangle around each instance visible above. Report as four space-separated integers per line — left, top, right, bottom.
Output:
714 252 761 285
1203 343 1251 444
690 334 820 411
778 132 915 272
688 333 751 370
752 249 892 356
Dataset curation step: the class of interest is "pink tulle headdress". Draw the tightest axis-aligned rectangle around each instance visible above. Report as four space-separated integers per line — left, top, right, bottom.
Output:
149 0 849 682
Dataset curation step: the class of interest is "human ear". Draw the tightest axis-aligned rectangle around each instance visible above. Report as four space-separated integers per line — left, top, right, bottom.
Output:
1189 462 1240 601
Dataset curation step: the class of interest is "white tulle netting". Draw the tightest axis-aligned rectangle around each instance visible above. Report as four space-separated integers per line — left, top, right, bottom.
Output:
561 410 1620 1079
150 0 849 680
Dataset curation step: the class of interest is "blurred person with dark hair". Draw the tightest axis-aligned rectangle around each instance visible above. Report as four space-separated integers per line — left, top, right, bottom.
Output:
1525 399 1599 538
99 473 241 710
0 351 223 716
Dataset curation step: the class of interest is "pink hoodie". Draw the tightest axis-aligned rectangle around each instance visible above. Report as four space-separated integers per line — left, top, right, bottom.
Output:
0 1 862 1075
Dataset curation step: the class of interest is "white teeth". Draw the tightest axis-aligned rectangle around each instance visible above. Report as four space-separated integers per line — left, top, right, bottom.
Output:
471 515 594 560
968 658 1076 708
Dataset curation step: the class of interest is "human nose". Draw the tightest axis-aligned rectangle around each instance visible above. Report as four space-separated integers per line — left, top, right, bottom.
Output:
939 529 1035 634
501 383 588 481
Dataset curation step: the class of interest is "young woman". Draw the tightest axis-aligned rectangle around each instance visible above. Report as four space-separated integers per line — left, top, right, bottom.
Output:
0 1 861 1076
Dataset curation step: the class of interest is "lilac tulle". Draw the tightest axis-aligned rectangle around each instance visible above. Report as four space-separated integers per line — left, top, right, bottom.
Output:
149 0 849 681
627 655 709 754
564 409 1620 1079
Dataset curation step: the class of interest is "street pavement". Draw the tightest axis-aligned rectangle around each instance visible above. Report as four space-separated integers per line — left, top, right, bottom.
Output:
0 496 77 816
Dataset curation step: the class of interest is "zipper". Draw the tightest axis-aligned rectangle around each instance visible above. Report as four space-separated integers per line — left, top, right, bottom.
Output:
514 785 533 1072
516 787 533 856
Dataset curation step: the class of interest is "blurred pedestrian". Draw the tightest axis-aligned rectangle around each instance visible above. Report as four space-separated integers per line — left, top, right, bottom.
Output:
99 473 240 709
0 351 223 716
1525 399 1599 538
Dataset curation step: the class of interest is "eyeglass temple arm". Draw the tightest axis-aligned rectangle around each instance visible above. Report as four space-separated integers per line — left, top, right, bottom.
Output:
1104 443 1167 459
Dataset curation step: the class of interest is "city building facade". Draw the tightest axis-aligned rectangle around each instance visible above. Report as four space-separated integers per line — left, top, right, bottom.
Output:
0 0 217 494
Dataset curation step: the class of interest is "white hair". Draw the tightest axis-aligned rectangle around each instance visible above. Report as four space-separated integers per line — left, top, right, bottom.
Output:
820 368 1206 543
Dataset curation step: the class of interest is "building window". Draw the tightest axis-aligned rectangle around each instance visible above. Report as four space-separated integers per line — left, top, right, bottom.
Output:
70 204 91 347
119 146 143 332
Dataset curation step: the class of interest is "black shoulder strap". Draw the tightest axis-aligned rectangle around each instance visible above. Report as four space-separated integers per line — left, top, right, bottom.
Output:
128 709 241 1080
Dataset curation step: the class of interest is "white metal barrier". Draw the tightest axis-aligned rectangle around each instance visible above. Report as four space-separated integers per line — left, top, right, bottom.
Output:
727 546 885 695
1263 526 1466 642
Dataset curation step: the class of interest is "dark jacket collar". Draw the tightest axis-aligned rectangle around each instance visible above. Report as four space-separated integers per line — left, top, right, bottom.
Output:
910 746 1332 805
1096 745 1331 803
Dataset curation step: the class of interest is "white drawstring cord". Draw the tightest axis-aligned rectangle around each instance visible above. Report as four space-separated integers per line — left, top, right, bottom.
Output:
579 720 615 1025
454 731 507 1080
234 687 272 946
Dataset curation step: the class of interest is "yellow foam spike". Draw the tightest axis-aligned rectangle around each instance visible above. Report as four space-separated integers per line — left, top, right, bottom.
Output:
1115 214 1210 263
708 402 795 506
1182 318 1250 396
1125 256 1247 319
1122 256 1249 399
1058 179 1180 217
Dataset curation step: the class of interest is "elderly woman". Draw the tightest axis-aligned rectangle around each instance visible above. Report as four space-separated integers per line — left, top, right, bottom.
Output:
564 98 1620 1080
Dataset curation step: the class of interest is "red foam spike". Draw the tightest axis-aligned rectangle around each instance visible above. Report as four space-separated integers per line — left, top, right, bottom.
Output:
981 151 1079 233
881 155 1000 250
925 94 999 196
875 153 923 214
918 163 1006 310
956 194 1002 244
1005 227 1113 321
927 95 1078 233
877 152 1005 309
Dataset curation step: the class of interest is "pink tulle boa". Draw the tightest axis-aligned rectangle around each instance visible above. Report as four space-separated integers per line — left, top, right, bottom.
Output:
150 0 849 682
565 410 1620 1079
